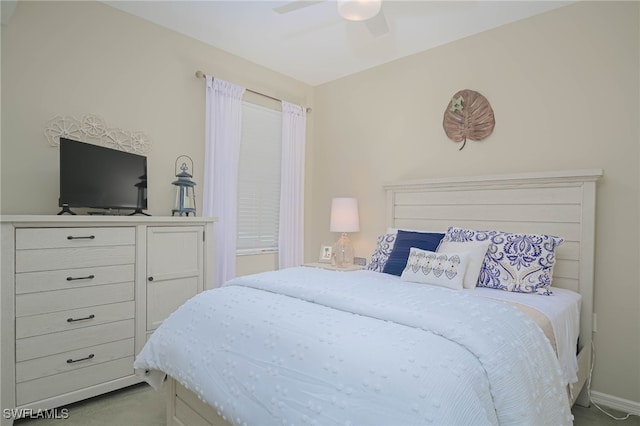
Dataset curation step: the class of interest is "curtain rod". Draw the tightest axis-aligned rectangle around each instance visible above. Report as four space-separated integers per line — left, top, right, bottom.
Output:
195 70 311 113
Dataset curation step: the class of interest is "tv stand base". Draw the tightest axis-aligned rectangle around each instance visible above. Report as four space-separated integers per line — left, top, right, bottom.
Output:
57 205 76 215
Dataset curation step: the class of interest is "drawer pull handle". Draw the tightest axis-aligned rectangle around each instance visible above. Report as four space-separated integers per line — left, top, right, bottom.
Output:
67 314 95 323
66 274 95 281
67 354 95 364
67 235 96 240
148 276 154 282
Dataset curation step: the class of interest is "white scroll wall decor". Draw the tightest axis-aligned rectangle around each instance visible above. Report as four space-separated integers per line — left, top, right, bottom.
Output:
44 114 152 154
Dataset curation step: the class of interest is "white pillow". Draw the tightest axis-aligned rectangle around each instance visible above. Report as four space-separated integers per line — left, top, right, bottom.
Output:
437 240 490 289
400 247 469 290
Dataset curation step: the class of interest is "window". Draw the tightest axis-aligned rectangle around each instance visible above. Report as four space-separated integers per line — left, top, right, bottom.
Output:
236 102 282 253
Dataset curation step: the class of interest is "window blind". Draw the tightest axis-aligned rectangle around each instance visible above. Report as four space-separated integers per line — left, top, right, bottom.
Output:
237 102 282 253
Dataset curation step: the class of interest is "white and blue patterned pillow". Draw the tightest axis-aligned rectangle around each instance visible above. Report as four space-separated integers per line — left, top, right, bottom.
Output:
367 233 397 272
400 248 469 290
442 226 564 295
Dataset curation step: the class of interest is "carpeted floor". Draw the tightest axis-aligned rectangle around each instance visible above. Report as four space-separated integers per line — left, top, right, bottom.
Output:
13 383 640 426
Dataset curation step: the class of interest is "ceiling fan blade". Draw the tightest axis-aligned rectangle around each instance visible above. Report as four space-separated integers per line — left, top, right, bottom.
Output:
364 10 389 37
273 0 326 14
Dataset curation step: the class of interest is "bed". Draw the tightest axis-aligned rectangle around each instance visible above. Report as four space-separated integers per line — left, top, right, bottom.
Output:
134 169 602 425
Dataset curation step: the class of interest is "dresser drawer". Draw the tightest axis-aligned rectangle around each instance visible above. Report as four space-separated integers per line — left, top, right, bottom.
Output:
16 282 134 317
16 319 134 362
16 338 134 383
16 227 135 249
15 245 135 273
16 301 135 339
16 356 134 406
16 264 135 294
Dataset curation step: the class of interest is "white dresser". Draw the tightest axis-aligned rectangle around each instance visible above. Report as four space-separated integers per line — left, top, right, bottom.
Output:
0 216 215 425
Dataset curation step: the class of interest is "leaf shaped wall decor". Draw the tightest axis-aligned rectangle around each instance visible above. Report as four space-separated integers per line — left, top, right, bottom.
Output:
443 89 495 150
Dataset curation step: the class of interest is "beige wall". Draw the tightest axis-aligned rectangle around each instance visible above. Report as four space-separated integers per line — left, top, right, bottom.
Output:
2 0 638 406
0 0 314 277
311 1 639 403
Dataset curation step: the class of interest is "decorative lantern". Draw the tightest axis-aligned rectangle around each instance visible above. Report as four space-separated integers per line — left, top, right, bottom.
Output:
172 155 196 216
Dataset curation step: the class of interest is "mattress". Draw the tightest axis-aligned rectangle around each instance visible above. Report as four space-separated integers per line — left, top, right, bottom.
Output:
134 266 573 425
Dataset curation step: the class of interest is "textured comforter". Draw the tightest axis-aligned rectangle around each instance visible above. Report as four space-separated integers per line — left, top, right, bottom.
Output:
134 267 572 425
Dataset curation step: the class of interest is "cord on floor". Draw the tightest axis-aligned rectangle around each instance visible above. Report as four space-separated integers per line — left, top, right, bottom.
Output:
587 340 637 421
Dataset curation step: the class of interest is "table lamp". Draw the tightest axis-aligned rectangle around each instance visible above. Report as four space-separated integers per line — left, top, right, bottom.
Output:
330 197 360 267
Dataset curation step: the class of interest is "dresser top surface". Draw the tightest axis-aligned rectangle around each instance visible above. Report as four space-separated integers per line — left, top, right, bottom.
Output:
1 215 217 226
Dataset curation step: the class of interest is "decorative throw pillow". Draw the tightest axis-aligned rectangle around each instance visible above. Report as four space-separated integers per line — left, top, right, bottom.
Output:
367 233 397 272
442 226 564 295
382 230 445 276
437 240 491 289
386 227 426 235
400 248 469 290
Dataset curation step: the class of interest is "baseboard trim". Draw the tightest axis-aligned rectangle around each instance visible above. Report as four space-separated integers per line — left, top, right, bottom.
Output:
590 391 640 416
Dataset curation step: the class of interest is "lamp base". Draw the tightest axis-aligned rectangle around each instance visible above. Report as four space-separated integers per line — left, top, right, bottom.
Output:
172 210 196 216
333 233 354 268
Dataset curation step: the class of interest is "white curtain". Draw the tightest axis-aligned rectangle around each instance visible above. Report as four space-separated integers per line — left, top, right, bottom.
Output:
203 76 246 287
278 101 307 269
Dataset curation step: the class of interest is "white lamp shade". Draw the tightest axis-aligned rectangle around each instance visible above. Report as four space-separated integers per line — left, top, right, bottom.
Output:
330 197 360 233
337 0 381 21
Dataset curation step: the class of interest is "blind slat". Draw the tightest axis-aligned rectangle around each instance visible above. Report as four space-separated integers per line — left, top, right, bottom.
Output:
237 102 282 251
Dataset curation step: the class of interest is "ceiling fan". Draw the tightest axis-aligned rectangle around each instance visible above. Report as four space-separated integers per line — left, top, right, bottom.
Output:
273 0 390 37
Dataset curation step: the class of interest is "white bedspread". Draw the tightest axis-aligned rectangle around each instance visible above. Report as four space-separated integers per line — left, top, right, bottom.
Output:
472 286 581 388
134 267 572 425
354 270 582 389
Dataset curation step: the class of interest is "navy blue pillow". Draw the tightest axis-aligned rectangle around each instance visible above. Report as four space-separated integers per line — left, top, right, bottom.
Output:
382 230 445 276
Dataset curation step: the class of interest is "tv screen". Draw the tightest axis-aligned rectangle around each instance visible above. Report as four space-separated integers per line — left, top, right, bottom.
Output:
59 138 147 213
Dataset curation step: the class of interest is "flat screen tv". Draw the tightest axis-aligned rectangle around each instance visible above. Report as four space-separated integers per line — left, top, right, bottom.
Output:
58 138 148 215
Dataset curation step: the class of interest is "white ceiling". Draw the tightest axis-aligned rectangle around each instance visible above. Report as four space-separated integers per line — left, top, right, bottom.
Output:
105 1 572 86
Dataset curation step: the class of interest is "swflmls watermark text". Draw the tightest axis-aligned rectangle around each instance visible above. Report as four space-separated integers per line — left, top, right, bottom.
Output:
3 408 70 420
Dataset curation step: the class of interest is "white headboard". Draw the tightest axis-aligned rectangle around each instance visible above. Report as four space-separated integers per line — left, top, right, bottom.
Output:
383 169 602 352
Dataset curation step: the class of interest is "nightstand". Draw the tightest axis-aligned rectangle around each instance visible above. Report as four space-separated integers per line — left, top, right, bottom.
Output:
302 262 363 271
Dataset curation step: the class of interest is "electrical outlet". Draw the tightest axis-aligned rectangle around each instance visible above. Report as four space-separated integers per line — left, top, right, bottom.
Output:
354 257 367 266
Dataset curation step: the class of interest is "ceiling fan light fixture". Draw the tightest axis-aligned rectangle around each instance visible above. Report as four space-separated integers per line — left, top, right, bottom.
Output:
337 0 381 22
